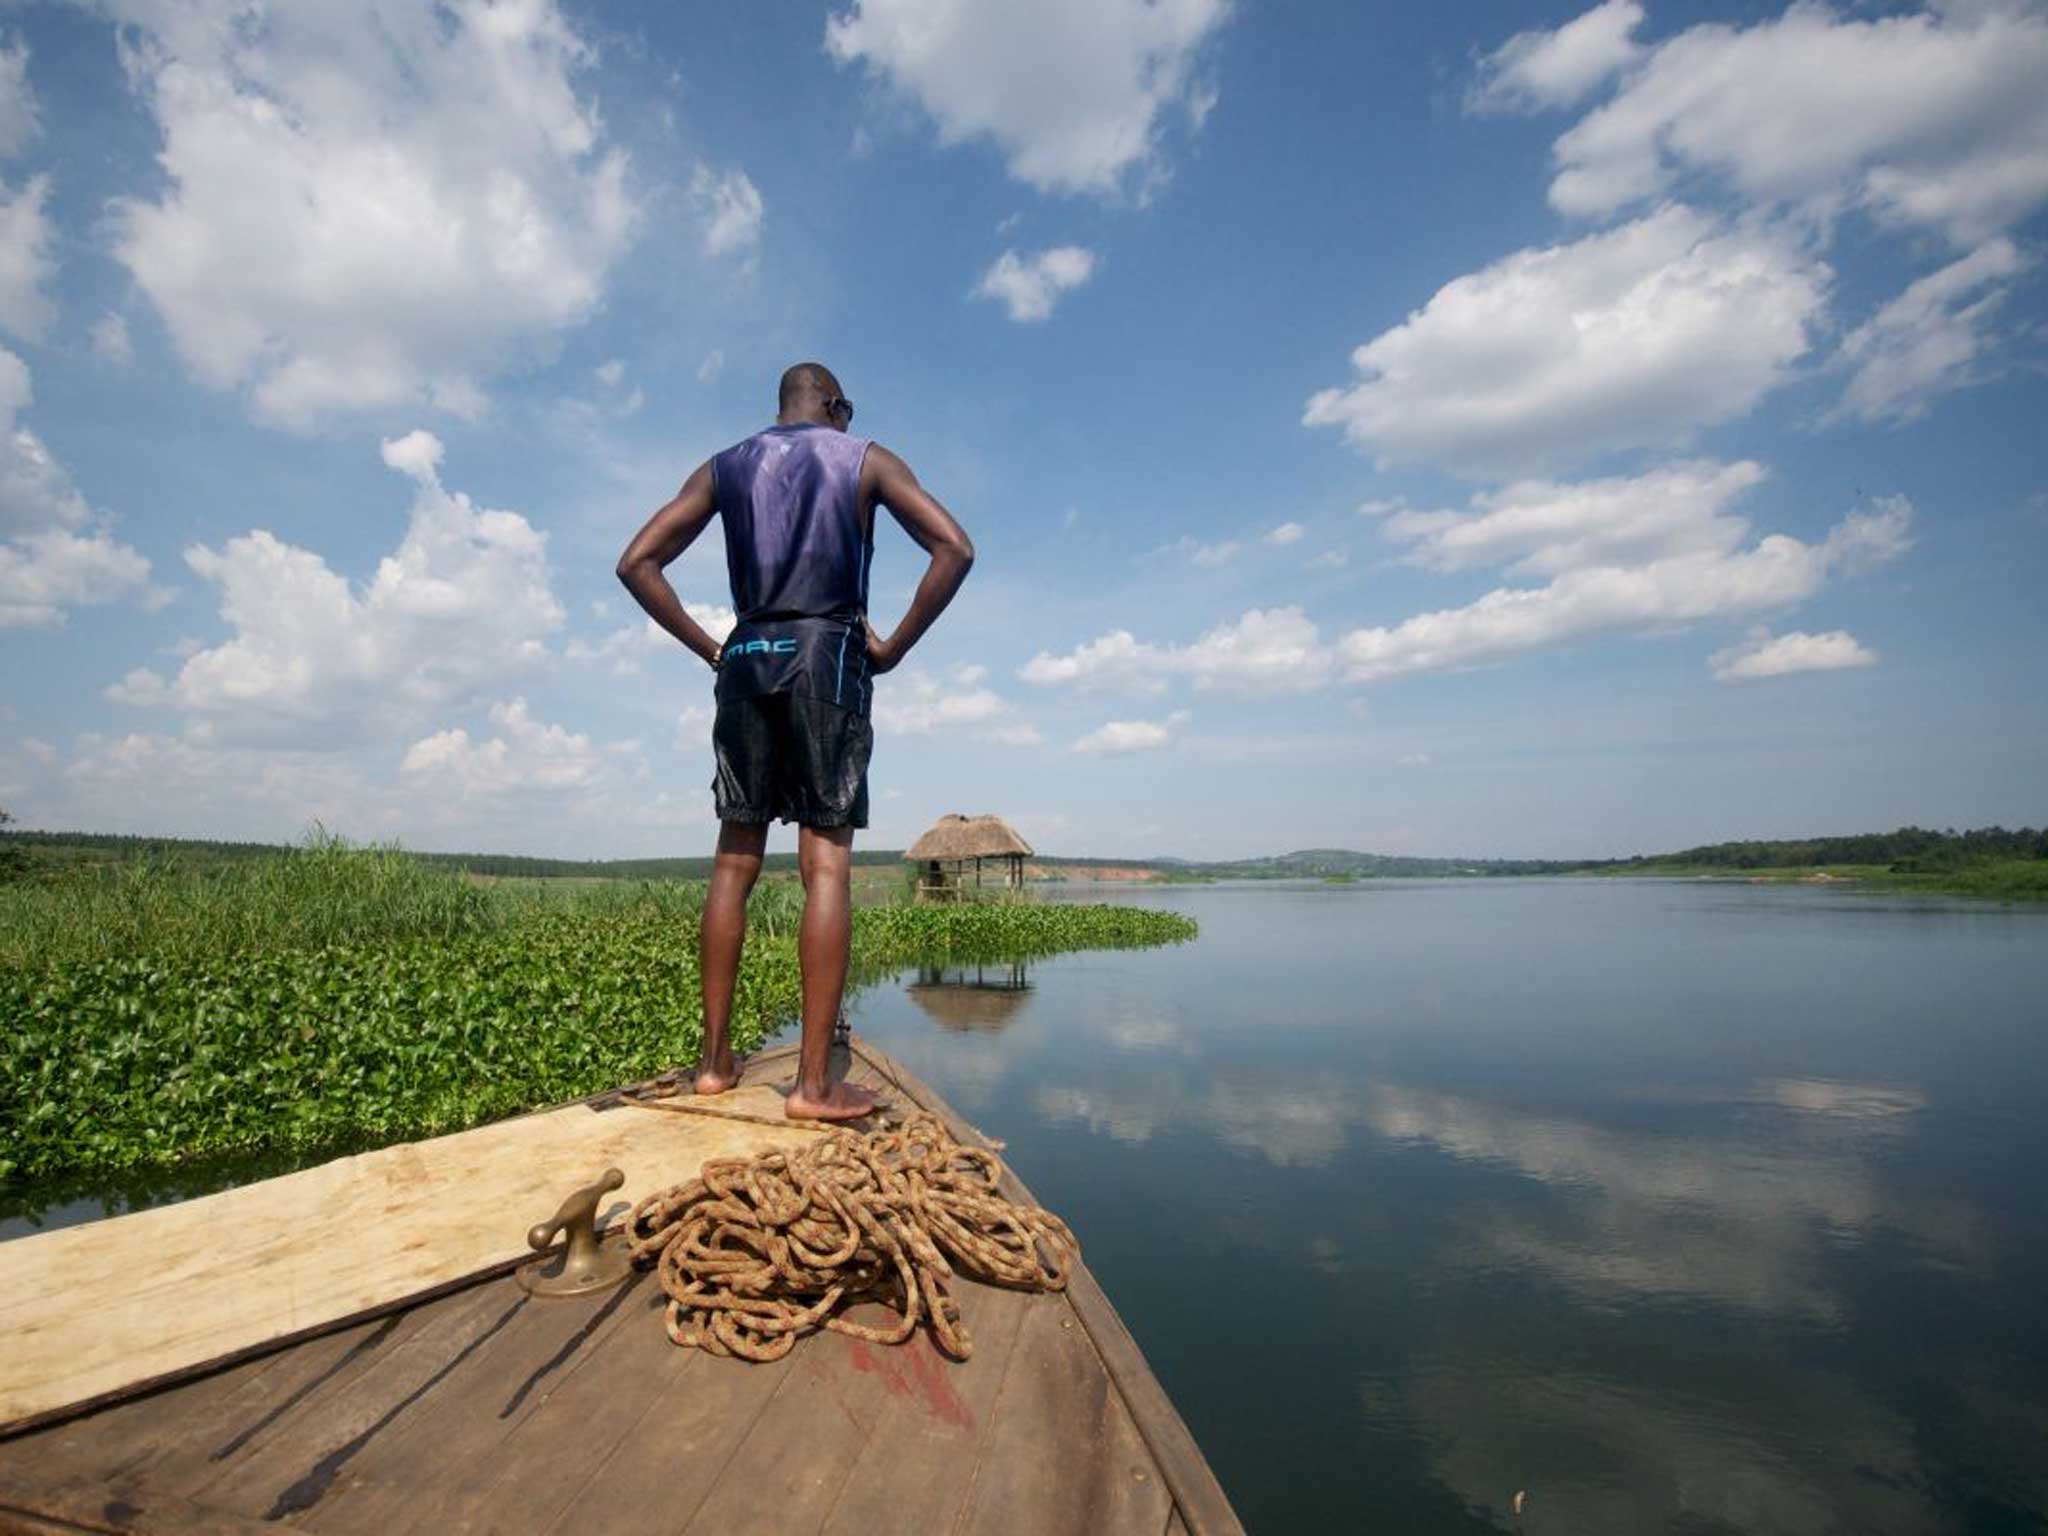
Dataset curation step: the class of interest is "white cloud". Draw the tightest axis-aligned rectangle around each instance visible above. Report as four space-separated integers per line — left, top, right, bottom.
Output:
0 346 158 627
1304 206 1828 477
379 428 444 481
1834 237 2034 423
103 0 639 427
592 359 625 390
1379 460 1769 577
1307 548 1349 570
26 721 707 854
1265 521 1304 545
973 246 1095 322
1071 709 1189 756
0 347 86 537
690 165 764 258
1 527 158 630
0 35 40 159
1020 629 1167 693
1029 486 1913 696
129 432 564 729
102 666 169 706
697 348 725 384
1470 0 1643 114
566 605 733 676
1156 534 1239 568
676 704 715 749
1710 628 1878 682
825 0 1229 197
57 728 377 836
401 698 612 796
1174 607 1334 694
1022 606 1334 696
1338 498 1913 684
0 172 56 342
1546 2 2048 244
90 312 134 367
875 662 1024 739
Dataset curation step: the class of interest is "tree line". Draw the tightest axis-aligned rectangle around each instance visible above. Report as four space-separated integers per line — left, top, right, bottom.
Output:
1631 826 2048 871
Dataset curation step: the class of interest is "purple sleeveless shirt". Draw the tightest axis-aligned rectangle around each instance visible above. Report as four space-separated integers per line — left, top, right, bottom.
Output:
711 424 874 715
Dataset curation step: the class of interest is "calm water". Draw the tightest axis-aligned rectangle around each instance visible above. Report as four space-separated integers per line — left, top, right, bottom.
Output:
846 880 2048 1535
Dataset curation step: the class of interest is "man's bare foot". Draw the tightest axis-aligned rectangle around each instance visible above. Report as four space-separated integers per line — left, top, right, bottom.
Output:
785 1081 880 1122
694 1052 741 1095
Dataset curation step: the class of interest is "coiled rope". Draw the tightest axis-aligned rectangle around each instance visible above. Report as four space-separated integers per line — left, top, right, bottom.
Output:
626 1112 1078 1362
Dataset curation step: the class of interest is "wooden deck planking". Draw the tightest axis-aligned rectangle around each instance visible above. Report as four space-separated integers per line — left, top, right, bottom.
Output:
289 1275 660 1534
813 1289 1035 1536
0 1466 282 1536
851 1042 1244 1536
955 1293 1175 1536
530 1319 788 1536
0 1039 1244 1535
433 1280 722 1536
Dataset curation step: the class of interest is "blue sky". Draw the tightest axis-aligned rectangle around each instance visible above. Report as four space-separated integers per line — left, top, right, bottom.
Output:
1 0 2043 861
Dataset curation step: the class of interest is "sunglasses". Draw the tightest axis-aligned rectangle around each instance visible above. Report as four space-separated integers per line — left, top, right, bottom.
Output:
824 395 855 426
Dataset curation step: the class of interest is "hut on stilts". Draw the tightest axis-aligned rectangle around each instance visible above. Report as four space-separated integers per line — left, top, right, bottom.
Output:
904 813 1034 900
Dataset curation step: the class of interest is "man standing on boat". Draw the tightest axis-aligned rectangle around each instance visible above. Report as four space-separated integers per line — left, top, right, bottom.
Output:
616 363 975 1120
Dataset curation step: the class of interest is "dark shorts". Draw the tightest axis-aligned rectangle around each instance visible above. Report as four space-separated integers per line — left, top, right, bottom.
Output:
711 691 872 829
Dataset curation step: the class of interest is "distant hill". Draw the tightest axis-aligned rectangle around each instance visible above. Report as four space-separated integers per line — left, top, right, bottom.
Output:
1140 848 1604 879
5 824 2039 884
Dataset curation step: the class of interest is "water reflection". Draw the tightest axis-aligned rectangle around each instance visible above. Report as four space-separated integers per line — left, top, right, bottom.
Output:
904 962 1032 1034
848 880 2048 1532
1358 1078 1980 1323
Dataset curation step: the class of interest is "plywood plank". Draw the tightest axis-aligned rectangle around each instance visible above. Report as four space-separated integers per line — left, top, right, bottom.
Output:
0 1087 823 1433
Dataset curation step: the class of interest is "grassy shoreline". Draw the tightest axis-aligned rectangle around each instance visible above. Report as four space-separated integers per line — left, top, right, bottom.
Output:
0 845 1195 1204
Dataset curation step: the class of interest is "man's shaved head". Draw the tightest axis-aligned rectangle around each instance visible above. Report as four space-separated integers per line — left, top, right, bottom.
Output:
778 362 842 413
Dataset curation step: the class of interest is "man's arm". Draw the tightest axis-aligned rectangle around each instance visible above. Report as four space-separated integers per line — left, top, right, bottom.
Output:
615 461 724 671
863 444 974 674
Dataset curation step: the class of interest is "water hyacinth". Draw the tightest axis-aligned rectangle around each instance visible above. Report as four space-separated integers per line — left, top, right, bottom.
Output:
0 842 1193 1198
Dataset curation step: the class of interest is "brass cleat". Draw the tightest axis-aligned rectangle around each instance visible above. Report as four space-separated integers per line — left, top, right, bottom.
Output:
517 1167 632 1298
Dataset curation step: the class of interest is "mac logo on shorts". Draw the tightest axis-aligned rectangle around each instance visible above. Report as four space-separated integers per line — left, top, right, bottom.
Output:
730 638 798 656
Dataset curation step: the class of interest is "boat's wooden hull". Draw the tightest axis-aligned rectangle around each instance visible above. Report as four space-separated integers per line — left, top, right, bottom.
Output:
0 1040 1242 1536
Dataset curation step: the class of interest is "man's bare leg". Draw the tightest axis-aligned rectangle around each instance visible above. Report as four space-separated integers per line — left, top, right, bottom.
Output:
697 819 766 1095
786 823 878 1122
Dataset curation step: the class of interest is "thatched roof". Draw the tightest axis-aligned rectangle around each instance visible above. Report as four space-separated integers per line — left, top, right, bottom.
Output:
903 814 1034 862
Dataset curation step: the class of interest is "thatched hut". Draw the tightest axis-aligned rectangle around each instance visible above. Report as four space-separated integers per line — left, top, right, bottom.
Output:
904 813 1034 898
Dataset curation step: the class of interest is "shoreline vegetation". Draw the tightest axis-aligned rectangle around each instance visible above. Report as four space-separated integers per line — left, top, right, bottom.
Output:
1 821 2036 1214
1 824 2042 921
0 837 1194 1210
11 823 2044 900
